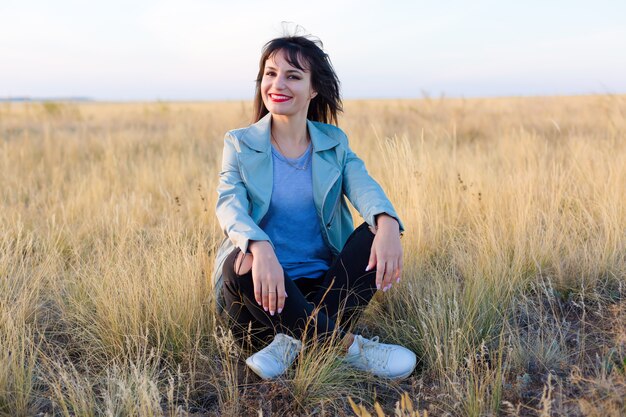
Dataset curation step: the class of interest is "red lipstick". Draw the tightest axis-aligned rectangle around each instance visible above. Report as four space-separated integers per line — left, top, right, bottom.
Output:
269 93 291 103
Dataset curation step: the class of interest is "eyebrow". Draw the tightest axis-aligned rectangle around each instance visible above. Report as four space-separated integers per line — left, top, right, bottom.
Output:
264 65 305 74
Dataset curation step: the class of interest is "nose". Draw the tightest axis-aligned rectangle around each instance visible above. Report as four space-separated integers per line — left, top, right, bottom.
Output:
272 74 287 90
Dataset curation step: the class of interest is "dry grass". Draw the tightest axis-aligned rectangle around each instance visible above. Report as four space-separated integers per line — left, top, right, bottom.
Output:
0 95 624 416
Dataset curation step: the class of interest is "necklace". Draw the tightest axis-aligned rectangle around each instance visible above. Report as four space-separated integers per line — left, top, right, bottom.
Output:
270 131 312 171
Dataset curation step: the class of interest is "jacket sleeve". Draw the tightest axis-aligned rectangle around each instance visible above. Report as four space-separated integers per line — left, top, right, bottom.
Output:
215 132 272 254
340 133 405 233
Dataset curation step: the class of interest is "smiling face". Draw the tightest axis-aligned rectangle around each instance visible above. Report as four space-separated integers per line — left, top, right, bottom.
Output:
261 49 317 121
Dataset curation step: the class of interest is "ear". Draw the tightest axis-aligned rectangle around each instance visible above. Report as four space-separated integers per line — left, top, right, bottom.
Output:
310 90 318 99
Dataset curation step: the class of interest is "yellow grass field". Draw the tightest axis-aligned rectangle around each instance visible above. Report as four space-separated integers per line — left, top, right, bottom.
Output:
1 96 625 416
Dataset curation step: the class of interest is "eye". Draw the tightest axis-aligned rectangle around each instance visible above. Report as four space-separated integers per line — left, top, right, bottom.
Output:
288 75 301 80
264 71 276 76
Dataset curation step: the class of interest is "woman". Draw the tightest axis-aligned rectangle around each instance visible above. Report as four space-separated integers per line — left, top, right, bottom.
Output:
213 34 416 380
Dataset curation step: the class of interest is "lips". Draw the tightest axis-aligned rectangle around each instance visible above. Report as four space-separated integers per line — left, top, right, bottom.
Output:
269 93 292 103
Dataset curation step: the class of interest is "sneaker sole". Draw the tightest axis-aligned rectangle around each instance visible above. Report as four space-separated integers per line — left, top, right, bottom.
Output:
245 357 275 380
345 354 417 380
387 366 415 380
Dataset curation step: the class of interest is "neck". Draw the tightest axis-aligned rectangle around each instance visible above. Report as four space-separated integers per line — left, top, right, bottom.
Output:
270 113 309 146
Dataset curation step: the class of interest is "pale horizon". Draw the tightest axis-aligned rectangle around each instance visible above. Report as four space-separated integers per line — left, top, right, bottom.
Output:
2 0 625 101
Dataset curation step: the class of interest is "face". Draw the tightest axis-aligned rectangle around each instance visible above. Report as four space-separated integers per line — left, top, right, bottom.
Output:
261 49 317 120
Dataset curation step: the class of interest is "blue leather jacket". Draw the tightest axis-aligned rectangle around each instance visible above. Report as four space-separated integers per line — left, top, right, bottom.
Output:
212 113 404 310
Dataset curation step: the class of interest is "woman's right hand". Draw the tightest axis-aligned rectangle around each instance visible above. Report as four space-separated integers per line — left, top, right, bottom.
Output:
248 241 286 316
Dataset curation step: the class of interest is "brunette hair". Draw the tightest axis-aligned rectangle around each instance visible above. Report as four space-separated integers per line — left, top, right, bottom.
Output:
252 35 343 125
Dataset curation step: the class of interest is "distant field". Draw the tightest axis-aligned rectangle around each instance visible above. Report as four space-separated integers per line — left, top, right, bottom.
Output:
1 96 625 416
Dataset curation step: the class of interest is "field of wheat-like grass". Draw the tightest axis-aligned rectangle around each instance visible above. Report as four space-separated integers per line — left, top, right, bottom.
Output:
1 95 625 416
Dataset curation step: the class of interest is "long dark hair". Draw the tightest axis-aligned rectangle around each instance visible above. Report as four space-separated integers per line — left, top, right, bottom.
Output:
252 35 343 125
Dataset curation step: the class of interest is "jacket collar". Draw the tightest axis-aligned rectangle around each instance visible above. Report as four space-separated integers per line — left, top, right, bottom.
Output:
240 112 339 153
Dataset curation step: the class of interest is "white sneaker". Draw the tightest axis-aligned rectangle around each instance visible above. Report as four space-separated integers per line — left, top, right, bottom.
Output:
343 335 417 380
245 333 302 379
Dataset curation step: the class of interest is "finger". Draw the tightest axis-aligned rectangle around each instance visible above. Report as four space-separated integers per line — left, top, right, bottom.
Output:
397 256 403 283
269 286 277 316
382 260 396 292
277 279 286 314
262 281 270 312
366 245 377 273
381 259 391 291
253 271 262 306
375 260 385 291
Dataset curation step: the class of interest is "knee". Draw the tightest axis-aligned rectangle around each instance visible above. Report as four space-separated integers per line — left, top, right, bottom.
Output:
234 251 253 275
222 249 253 284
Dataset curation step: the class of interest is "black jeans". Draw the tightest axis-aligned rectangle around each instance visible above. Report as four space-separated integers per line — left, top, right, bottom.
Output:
221 222 378 347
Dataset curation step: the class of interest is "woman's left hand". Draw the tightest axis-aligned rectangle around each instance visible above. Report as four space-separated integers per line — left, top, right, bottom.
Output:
366 214 403 292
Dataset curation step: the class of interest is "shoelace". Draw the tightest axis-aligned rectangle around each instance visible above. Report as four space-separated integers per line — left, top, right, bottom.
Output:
358 336 394 369
266 337 301 364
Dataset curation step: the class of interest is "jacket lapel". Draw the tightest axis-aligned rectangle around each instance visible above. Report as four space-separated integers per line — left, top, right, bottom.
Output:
238 114 273 222
237 113 341 223
308 120 341 223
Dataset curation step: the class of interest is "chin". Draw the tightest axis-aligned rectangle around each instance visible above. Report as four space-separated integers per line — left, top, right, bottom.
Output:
266 107 292 117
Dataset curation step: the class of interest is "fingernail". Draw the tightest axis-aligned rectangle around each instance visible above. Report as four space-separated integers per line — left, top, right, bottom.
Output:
396 277 401 283
365 266 371 272
270 310 274 316
264 306 268 312
383 286 388 292
277 308 282 314
376 283 381 290
285 293 289 298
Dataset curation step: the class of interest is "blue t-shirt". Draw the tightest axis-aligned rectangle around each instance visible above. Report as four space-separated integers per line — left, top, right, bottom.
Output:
258 142 333 280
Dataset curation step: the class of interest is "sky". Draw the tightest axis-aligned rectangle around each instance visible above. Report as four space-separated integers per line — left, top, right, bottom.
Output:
1 0 625 101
